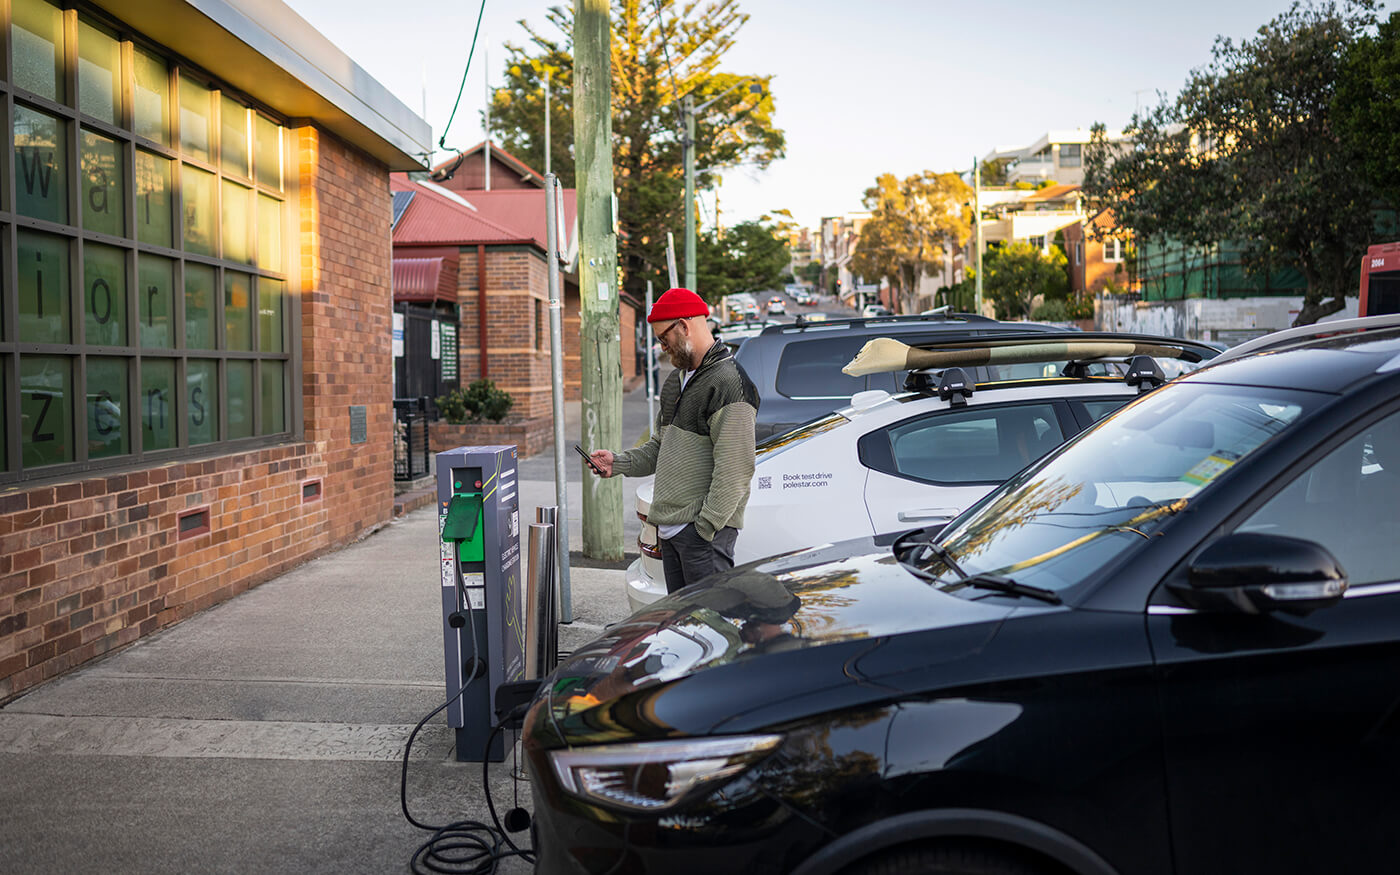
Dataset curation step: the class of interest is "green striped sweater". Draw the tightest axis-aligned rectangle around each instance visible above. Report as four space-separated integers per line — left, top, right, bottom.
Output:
612 342 760 541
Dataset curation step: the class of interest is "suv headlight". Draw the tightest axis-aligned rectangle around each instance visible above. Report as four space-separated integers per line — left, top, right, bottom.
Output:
549 734 782 813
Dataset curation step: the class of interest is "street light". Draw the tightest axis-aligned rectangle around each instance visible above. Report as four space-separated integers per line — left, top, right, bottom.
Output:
683 81 763 293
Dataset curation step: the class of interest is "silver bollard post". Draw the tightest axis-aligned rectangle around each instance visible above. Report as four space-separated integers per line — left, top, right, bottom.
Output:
525 523 552 680
535 507 560 670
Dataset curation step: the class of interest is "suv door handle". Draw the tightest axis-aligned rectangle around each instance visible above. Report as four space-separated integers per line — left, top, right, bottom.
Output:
898 508 960 523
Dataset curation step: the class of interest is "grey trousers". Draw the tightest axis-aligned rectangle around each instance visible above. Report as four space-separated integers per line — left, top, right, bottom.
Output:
659 524 739 594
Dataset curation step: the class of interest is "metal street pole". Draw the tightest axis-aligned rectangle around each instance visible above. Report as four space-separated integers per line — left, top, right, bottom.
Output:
645 281 656 428
544 173 574 621
484 45 491 191
666 231 679 288
684 95 696 292
974 157 984 316
544 69 551 176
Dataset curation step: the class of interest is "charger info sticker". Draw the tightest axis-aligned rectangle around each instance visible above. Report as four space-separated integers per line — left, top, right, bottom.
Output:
1180 449 1240 487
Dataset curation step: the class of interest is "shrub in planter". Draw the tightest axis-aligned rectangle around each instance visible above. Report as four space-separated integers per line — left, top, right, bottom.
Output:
436 379 514 424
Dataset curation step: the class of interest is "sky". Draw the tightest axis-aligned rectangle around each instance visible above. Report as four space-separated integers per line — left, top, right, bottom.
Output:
284 0 1331 231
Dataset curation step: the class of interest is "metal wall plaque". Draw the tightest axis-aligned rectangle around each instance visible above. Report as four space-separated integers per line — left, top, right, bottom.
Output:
349 405 367 444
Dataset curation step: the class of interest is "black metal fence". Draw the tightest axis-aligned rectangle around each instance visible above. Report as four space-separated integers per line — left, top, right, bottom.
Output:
393 397 431 481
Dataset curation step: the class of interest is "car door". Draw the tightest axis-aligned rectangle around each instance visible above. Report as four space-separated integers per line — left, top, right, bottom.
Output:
1149 408 1400 873
858 399 1077 534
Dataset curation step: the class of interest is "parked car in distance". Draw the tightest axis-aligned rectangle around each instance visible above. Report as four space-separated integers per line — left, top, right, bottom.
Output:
734 313 1069 441
861 303 892 318
766 296 787 315
527 317 1400 875
625 331 1219 611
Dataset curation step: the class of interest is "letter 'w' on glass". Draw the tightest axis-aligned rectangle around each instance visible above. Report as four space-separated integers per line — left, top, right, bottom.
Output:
14 105 68 224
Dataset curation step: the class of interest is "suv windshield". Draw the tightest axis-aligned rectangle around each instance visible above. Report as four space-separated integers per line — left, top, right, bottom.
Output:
926 382 1321 593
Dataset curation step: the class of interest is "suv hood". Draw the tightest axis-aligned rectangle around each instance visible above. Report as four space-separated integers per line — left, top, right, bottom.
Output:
540 539 1017 743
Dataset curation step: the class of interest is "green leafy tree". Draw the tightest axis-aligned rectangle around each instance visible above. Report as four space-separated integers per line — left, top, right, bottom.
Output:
694 219 789 300
488 1 784 301
984 242 1069 321
850 171 973 314
1336 10 1400 210
799 261 821 284
1084 0 1386 326
979 158 1011 187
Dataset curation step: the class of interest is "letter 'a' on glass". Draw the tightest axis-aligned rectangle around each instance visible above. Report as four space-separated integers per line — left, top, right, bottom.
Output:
82 129 126 236
11 0 65 103
20 355 73 467
14 104 68 224
17 230 70 344
140 357 176 451
187 359 218 445
86 356 129 459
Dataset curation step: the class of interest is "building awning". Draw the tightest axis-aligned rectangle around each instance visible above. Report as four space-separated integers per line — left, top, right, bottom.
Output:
394 256 458 305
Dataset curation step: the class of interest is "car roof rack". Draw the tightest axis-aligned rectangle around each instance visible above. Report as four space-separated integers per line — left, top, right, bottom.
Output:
1210 314 1400 364
846 331 1219 378
767 311 996 334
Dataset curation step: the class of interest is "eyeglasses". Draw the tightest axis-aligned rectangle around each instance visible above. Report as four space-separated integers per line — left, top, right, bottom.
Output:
656 319 685 347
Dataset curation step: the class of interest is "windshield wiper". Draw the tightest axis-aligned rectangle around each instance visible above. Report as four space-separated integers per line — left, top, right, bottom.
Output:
893 533 1062 605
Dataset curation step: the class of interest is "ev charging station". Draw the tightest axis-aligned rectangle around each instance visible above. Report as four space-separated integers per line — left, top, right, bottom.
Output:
436 445 527 762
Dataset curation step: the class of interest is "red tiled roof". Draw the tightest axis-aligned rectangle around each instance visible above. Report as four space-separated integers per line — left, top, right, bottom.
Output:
431 141 545 187
390 173 577 251
393 256 458 304
1024 183 1082 203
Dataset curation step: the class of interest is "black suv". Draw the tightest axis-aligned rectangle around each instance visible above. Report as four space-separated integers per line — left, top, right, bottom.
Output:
735 313 1064 440
524 316 1400 874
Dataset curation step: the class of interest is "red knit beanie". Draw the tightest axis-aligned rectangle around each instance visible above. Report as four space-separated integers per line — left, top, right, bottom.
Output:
647 287 710 323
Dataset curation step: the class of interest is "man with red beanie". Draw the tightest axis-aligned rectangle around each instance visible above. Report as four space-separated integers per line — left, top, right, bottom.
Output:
589 288 760 593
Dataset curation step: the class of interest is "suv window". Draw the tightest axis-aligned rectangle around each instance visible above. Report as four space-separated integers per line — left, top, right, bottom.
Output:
1236 409 1400 586
775 336 892 398
863 402 1066 484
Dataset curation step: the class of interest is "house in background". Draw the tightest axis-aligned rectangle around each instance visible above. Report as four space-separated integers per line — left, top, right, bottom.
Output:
1063 208 1132 296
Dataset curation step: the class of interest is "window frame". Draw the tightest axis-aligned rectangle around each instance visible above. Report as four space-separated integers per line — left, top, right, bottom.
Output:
0 0 301 484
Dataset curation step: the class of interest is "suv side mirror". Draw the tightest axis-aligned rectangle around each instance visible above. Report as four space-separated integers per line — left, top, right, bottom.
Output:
1170 532 1347 616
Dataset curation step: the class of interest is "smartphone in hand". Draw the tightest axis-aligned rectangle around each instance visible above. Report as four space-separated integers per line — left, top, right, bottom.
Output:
574 444 604 475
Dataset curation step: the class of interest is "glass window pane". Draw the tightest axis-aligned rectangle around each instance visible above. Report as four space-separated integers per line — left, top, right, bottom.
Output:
17 230 70 343
140 358 175 450
135 150 173 246
224 271 252 350
254 115 282 191
137 254 174 348
228 359 253 439
257 194 282 272
258 278 284 353
0 359 6 470
20 355 72 467
133 47 169 144
14 105 68 223
179 76 212 162
221 180 251 263
78 19 121 123
182 164 215 255
221 96 249 178
260 360 285 434
187 359 218 445
12 0 65 103
84 243 126 346
81 129 125 236
184 263 215 349
86 356 128 459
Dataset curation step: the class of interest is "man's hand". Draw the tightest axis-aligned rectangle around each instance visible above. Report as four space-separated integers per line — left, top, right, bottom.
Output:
589 450 615 477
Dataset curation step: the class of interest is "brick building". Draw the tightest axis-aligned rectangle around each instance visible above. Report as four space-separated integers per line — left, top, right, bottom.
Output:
392 145 641 451
0 0 429 700
1064 208 1133 295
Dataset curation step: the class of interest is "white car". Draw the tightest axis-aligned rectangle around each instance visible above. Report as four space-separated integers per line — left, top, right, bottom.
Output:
861 304 893 318
624 333 1218 611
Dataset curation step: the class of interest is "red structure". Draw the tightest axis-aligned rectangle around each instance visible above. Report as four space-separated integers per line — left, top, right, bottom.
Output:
1360 242 1400 316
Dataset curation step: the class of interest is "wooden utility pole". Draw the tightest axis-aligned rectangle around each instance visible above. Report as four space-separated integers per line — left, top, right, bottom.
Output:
574 0 623 560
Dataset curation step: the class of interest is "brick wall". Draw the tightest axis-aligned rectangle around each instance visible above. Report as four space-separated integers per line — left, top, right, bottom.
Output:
0 126 395 701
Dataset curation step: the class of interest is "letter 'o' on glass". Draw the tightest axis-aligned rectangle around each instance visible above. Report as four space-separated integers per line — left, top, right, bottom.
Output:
84 243 127 347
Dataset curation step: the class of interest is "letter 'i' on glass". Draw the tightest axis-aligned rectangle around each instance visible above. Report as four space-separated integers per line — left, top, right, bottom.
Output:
14 105 68 224
20 355 72 466
261 360 285 434
185 263 215 349
187 359 218 445
86 357 128 458
227 360 253 439
18 230 70 344
140 358 175 450
11 0 65 102
138 254 175 348
84 243 127 346
78 19 122 124
136 150 173 247
82 129 126 236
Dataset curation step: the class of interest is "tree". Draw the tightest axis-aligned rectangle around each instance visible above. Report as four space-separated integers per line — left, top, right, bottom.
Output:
850 171 973 314
1336 10 1400 211
983 242 1069 321
487 1 785 301
799 261 821 284
694 219 789 300
1084 1 1386 326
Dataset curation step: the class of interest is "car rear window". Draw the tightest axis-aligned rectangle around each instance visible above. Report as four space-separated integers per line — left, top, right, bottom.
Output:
775 336 903 398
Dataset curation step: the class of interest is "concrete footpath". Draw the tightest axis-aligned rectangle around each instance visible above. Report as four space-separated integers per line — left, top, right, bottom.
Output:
0 383 662 874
